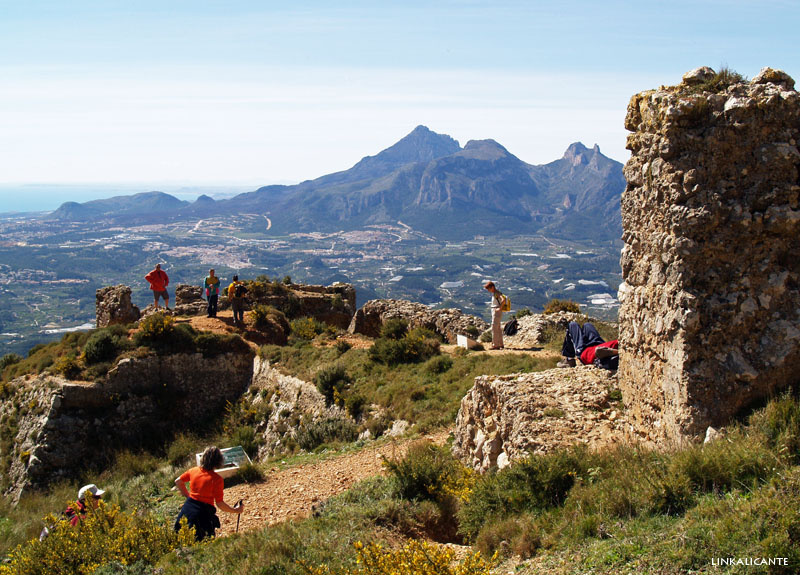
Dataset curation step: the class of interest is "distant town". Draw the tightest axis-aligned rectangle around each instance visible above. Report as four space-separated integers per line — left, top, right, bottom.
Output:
0 211 621 356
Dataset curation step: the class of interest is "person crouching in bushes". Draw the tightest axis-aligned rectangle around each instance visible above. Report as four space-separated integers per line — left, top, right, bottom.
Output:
174 446 243 540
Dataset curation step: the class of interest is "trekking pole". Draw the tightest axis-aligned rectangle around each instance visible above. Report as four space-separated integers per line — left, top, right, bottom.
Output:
235 499 243 533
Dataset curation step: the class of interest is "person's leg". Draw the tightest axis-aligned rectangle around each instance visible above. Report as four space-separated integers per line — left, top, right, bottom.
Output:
581 322 605 349
492 308 504 348
153 292 160 309
558 321 581 367
210 294 218 317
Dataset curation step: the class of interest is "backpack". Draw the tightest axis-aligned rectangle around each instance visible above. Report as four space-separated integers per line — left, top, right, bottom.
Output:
234 283 248 298
500 295 511 312
503 317 518 336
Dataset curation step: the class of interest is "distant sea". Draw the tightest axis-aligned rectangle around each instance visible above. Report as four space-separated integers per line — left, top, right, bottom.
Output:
0 183 261 214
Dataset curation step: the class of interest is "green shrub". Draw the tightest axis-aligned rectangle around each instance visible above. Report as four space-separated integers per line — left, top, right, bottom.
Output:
236 461 265 483
345 394 366 420
83 330 119 364
425 355 453 374
296 417 358 451
368 330 440 366
543 299 581 314
515 308 532 318
335 339 352 355
479 331 492 343
0 354 22 371
50 356 82 380
380 318 408 340
459 447 587 539
291 317 328 340
113 450 160 478
750 391 800 464
133 313 196 354
195 332 251 358
464 325 480 338
84 362 113 381
314 364 352 406
384 442 462 503
229 426 260 459
250 304 279 328
167 432 202 467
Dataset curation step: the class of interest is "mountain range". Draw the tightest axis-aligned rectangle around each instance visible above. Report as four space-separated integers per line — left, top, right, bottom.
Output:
49 126 625 241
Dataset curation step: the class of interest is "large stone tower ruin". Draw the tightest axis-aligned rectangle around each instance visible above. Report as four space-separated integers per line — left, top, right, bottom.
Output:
618 67 800 445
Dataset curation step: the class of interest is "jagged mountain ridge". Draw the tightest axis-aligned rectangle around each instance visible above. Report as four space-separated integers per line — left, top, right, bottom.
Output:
49 126 625 240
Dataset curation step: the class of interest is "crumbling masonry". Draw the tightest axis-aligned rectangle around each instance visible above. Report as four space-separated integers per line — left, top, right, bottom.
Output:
618 67 800 444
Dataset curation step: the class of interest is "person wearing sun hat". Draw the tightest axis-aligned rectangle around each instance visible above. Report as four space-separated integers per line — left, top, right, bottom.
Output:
63 484 106 526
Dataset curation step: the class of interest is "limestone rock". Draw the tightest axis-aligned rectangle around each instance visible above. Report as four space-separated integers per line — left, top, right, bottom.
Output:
501 311 590 349
348 299 488 343
681 66 716 85
249 356 345 459
95 285 140 328
173 284 207 316
620 67 800 445
2 348 254 499
452 367 627 472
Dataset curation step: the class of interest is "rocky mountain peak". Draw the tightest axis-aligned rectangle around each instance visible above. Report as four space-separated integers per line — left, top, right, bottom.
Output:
356 125 461 169
562 141 601 166
460 139 512 161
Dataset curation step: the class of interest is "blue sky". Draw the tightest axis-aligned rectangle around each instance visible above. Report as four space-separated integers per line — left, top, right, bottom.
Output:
1 0 798 187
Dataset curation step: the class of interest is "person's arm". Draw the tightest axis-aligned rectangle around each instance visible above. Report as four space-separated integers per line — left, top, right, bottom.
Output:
216 499 243 514
174 476 190 498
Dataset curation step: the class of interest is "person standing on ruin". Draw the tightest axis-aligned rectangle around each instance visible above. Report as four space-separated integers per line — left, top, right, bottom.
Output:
174 446 243 541
145 263 170 310
484 281 508 350
203 268 221 318
227 274 247 325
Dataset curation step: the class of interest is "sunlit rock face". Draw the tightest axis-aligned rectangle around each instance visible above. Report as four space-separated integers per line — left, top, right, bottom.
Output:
618 67 800 445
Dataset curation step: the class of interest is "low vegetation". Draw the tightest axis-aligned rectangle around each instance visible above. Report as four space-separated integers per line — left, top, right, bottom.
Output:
1 380 799 574
1 314 250 385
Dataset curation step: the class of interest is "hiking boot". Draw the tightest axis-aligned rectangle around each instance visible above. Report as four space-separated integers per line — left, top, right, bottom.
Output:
557 357 576 368
594 347 617 359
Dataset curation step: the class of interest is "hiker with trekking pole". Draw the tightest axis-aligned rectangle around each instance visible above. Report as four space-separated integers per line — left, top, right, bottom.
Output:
174 446 244 540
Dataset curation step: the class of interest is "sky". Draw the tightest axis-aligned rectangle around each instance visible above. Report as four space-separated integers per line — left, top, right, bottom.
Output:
1 0 799 193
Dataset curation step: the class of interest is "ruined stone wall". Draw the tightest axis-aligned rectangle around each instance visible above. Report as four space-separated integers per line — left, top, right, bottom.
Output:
3 349 254 499
619 67 800 444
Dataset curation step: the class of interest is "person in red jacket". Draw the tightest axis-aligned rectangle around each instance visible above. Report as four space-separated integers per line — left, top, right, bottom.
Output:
145 263 170 310
557 321 619 370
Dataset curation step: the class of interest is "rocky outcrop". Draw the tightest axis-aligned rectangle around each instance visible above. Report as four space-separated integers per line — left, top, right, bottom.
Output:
619 67 800 445
502 312 591 349
348 299 488 343
2 348 254 499
95 285 140 327
248 356 341 458
247 282 356 329
173 284 207 316
452 367 627 472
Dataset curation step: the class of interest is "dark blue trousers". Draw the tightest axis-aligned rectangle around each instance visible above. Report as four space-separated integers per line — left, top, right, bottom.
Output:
561 321 605 359
207 294 218 317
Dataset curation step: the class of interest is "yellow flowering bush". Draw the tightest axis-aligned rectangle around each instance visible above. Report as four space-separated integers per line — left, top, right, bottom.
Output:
0 502 196 575
301 540 496 575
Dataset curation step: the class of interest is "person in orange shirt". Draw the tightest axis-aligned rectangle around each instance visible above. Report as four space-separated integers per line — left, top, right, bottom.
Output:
174 446 243 540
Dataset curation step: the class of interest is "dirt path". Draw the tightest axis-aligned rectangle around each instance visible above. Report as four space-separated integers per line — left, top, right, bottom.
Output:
171 314 556 536
217 430 450 536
